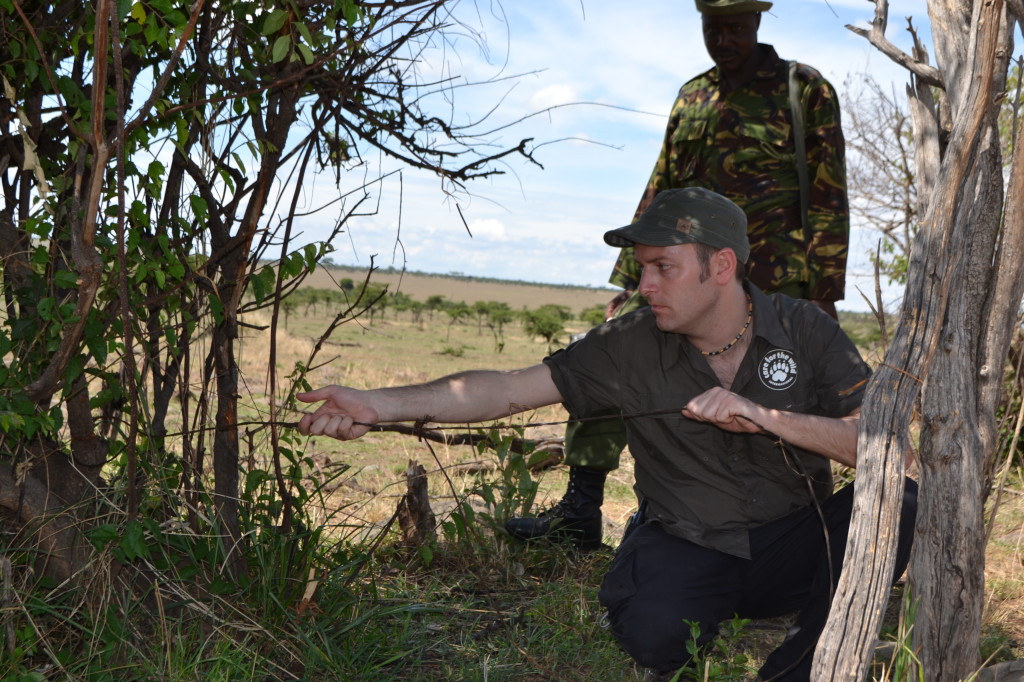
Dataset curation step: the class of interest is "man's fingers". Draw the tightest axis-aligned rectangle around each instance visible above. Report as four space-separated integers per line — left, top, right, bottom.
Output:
298 407 344 434
297 387 333 404
306 413 353 438
683 393 724 422
299 410 365 440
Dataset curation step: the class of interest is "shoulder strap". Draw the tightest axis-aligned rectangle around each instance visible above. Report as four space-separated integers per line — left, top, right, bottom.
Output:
788 60 812 298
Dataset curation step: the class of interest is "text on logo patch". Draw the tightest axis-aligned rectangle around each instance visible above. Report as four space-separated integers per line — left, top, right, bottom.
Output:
759 349 798 390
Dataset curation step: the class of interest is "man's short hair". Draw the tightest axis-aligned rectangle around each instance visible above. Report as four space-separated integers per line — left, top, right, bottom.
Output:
694 242 746 282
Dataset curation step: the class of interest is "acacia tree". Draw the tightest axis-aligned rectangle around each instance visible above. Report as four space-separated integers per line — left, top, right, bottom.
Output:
443 300 471 340
522 304 569 352
842 63 1022 288
0 0 537 582
815 1 1024 679
842 73 919 285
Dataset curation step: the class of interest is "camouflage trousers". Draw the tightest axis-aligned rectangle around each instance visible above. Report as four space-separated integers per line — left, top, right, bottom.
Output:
563 415 629 471
563 290 646 471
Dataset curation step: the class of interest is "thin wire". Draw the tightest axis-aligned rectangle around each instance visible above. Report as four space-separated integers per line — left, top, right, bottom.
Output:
744 430 835 682
179 407 689 436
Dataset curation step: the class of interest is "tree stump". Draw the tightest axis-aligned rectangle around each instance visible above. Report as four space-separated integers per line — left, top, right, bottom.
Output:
397 460 435 548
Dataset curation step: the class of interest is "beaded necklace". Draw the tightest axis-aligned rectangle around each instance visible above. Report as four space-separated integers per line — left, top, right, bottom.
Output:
700 294 753 357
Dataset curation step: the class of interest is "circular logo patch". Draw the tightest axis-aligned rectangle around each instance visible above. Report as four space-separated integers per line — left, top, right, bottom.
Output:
759 349 798 390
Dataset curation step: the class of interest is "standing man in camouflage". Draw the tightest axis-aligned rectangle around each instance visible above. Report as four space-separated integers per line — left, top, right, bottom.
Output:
506 0 850 549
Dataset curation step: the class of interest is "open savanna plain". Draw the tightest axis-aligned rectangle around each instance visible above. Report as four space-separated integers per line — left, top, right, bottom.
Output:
232 267 1024 681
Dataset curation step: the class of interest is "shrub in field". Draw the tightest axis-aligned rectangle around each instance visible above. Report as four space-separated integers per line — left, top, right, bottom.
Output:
580 303 607 328
521 305 571 351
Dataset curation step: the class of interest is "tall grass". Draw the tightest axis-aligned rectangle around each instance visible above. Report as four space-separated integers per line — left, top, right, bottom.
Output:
2 293 1021 680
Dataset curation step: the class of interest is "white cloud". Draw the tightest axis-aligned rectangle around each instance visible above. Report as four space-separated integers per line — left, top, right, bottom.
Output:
530 84 579 110
286 0 957 312
467 218 509 241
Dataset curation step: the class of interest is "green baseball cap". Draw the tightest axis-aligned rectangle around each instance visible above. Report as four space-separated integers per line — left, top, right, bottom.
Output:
695 0 772 15
603 187 750 263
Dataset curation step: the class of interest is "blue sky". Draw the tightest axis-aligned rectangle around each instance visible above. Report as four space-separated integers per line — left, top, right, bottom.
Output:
293 0 933 312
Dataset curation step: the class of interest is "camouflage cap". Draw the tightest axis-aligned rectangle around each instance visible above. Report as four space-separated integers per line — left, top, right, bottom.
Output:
695 0 772 15
604 187 750 263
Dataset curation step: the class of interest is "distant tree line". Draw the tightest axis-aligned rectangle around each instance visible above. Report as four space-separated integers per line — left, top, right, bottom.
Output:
326 264 615 293
283 286 608 352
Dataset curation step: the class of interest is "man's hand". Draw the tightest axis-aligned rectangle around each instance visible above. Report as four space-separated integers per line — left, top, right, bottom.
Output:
682 386 767 435
605 289 634 320
683 387 861 467
297 386 379 440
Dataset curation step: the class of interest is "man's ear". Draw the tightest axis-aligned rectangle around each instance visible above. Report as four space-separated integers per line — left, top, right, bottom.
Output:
715 248 738 283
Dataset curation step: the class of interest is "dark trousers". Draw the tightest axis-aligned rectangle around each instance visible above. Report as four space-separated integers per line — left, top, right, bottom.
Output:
598 479 918 681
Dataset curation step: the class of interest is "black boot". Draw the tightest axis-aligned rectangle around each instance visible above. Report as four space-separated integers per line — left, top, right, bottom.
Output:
504 466 606 549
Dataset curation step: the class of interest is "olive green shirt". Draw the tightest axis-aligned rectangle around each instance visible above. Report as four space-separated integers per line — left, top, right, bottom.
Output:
543 285 868 558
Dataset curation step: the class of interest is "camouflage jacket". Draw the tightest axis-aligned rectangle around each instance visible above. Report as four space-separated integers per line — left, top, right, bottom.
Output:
610 44 849 302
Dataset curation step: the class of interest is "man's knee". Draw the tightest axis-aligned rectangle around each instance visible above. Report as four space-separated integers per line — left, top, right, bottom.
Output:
599 533 725 671
606 603 709 670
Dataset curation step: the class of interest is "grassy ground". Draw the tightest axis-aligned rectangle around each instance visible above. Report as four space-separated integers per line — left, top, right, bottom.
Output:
238 273 1024 680
8 274 1016 681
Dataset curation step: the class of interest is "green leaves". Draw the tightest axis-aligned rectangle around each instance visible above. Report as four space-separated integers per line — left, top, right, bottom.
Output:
189 194 209 222
271 35 291 64
683 618 755 680
129 2 147 24
262 5 294 64
86 520 152 563
54 270 79 289
120 520 150 561
262 9 291 36
0 410 25 434
341 0 360 26
249 266 277 304
263 7 320 65
247 244 325 305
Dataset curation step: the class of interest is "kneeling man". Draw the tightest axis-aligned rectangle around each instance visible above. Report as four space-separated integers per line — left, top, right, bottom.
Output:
298 187 917 681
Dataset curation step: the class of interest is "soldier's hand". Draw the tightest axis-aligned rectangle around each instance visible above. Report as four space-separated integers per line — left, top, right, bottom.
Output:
605 289 634 320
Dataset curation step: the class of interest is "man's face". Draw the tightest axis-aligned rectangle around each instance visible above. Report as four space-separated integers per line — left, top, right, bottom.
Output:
702 12 760 76
635 243 717 335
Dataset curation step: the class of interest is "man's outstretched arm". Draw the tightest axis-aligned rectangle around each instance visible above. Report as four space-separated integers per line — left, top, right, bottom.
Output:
297 364 563 441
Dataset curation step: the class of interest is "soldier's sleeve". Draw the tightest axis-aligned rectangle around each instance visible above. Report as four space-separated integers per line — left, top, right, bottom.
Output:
607 98 681 290
801 73 850 302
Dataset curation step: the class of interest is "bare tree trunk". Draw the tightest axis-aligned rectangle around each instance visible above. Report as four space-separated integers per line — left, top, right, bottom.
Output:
913 122 1003 679
815 1 1017 679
